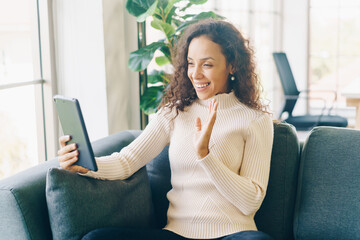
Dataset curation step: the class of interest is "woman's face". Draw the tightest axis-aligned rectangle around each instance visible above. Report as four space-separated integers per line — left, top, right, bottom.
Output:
187 35 233 100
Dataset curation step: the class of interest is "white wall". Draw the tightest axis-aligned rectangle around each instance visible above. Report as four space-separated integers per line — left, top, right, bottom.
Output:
282 0 309 114
53 0 109 141
102 0 140 134
52 0 140 141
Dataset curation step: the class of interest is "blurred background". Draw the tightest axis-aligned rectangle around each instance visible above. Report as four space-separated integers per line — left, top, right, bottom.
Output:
0 0 359 179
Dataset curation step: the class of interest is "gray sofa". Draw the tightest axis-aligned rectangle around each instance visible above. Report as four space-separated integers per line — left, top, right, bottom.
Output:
0 123 359 240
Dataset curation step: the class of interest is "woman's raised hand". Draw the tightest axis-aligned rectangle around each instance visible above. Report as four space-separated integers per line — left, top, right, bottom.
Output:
57 135 89 174
194 98 218 159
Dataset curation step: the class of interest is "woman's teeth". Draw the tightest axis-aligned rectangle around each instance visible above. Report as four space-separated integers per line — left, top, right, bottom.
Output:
195 83 210 88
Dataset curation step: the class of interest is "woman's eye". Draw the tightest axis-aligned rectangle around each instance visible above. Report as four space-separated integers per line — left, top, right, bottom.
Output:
204 63 212 67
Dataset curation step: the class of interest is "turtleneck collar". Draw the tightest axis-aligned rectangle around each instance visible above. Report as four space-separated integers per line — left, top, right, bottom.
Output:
197 91 241 109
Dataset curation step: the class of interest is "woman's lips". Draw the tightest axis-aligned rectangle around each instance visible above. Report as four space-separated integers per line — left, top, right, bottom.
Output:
194 82 210 91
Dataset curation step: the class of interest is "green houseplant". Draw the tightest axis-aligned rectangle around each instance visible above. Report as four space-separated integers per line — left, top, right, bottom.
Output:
126 0 223 115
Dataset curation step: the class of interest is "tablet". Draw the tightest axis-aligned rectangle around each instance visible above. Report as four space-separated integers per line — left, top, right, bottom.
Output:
53 95 98 171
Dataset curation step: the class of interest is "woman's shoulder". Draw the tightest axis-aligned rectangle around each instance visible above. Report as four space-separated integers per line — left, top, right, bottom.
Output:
231 102 273 128
232 101 265 117
157 105 177 120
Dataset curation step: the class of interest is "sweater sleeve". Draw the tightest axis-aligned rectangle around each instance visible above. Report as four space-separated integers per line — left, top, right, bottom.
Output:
197 114 274 215
83 108 173 180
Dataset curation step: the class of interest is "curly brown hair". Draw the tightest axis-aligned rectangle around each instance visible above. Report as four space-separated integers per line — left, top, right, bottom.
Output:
161 18 267 115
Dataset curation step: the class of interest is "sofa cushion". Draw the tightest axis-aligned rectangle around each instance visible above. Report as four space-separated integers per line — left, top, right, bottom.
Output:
46 167 156 240
294 127 360 240
255 122 300 240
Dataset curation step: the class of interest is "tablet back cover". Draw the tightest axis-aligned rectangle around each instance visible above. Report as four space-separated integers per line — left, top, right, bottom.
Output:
54 96 98 171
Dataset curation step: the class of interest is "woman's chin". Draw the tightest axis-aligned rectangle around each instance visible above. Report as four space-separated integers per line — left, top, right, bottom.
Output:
196 92 213 100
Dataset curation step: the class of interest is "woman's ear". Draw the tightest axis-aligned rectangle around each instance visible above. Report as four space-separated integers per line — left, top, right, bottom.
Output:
229 64 235 75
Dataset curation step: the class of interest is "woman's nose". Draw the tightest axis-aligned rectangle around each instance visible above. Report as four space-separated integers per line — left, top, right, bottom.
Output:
192 66 203 79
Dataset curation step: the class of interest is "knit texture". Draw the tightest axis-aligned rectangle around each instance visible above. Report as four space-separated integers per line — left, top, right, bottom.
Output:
84 92 274 239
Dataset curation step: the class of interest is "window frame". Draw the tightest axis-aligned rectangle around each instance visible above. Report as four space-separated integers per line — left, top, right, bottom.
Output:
0 0 58 164
35 0 58 162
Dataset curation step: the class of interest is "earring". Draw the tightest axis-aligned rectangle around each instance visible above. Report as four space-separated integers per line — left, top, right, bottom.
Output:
231 75 235 81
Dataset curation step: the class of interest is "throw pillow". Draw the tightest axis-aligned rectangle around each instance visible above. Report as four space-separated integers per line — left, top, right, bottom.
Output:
46 167 156 240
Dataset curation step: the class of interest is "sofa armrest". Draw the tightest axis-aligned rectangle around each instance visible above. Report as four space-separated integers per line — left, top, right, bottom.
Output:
0 159 59 240
0 130 141 240
294 127 360 240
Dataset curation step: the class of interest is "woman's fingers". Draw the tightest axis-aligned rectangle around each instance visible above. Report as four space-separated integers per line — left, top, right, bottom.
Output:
57 143 77 156
59 135 71 148
195 117 202 132
60 155 79 169
197 98 218 137
58 150 78 163
206 99 218 134
57 135 89 173
194 99 218 159
58 152 89 174
69 165 89 174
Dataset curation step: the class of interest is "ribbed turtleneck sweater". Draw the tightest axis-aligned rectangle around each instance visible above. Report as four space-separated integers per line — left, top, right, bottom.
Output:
84 92 274 239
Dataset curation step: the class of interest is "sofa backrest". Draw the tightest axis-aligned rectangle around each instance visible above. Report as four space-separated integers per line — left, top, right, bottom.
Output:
146 122 301 240
293 127 360 240
255 122 300 240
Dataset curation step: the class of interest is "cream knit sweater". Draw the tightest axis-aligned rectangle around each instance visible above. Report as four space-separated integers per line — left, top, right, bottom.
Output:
84 92 274 239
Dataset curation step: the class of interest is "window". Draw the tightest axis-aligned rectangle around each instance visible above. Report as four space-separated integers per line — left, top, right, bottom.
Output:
309 0 360 124
0 0 56 179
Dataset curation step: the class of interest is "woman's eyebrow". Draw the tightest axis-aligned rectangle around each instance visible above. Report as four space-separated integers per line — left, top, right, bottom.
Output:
187 57 215 61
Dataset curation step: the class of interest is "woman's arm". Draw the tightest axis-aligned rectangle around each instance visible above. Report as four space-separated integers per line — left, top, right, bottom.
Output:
197 114 274 215
81 108 173 180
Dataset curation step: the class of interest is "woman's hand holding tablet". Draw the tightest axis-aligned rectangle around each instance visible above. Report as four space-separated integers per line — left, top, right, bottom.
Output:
57 135 89 174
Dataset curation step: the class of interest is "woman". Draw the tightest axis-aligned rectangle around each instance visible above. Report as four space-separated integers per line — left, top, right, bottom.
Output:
58 19 274 240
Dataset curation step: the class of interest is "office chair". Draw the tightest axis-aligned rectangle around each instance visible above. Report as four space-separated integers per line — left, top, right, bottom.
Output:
272 52 348 130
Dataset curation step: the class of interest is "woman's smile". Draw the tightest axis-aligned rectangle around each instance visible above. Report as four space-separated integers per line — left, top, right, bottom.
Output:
194 81 211 91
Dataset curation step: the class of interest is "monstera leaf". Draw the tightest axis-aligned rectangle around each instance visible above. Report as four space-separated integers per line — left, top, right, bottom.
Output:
151 18 175 41
126 0 159 22
176 11 225 33
128 41 165 71
140 86 165 114
148 70 169 84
